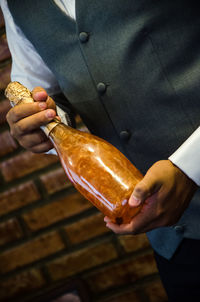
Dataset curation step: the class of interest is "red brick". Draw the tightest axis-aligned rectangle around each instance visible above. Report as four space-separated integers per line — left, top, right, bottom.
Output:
103 290 141 302
0 181 40 215
23 192 92 232
85 251 158 293
40 167 72 194
0 99 11 125
0 151 58 182
0 34 11 61
0 8 4 28
47 241 118 280
0 218 23 246
0 130 18 157
118 234 150 253
0 231 65 274
0 64 11 90
144 279 168 302
0 269 46 301
65 212 110 244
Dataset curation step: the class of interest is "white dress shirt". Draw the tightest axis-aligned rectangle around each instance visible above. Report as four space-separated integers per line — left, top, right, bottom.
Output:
1 0 200 186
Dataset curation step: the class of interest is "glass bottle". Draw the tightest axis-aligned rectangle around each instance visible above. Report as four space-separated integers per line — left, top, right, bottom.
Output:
5 82 143 224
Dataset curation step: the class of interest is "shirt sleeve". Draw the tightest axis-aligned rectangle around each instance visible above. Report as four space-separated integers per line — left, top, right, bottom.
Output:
0 0 70 155
168 127 200 186
0 0 61 95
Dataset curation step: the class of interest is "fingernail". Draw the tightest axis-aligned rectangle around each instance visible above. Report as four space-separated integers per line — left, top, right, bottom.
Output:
34 91 47 99
129 196 141 206
34 92 40 98
39 102 47 109
46 110 55 118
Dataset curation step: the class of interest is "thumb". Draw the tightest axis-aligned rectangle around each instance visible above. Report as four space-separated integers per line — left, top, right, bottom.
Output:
129 174 161 207
32 86 48 101
32 87 57 112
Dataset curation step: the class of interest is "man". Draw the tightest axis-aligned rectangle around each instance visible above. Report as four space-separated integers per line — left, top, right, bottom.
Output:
1 0 200 300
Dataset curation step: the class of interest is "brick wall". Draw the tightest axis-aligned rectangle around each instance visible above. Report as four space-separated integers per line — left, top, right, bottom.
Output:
0 9 168 302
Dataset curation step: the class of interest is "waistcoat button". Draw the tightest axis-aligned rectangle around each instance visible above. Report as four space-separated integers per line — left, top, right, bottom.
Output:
120 130 131 141
174 225 185 233
97 82 107 94
79 32 89 43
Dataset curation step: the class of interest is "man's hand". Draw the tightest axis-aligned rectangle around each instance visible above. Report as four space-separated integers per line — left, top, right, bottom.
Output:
104 160 197 234
6 87 59 153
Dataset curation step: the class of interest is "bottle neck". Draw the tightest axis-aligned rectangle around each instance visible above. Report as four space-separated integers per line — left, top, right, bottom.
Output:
41 119 61 137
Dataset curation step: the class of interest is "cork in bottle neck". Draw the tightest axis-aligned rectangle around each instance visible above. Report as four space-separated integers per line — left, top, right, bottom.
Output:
5 82 34 106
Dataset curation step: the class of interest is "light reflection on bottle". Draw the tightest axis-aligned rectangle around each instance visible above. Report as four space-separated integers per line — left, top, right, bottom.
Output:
88 146 95 153
80 176 114 211
62 164 114 212
95 156 129 190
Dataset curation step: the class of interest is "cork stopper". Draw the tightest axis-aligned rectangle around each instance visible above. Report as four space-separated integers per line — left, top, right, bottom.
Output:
5 81 34 106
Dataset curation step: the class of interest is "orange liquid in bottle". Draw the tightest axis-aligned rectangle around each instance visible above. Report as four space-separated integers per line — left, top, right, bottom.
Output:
49 123 143 224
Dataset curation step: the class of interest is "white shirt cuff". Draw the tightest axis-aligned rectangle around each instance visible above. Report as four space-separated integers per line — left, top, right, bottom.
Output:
169 126 200 186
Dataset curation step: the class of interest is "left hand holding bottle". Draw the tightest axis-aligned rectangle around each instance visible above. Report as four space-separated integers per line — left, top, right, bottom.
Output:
104 160 197 234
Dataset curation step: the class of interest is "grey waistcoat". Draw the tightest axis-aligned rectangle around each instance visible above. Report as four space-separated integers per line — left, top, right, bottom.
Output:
8 0 200 259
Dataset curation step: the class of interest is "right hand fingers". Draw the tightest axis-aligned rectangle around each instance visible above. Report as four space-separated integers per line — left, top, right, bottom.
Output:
6 86 57 126
7 102 48 125
10 108 56 138
7 107 56 152
30 140 54 153
18 129 50 148
6 86 57 152
18 129 54 153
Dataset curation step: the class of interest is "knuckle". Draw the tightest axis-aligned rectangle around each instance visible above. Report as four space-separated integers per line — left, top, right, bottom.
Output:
13 111 21 121
11 107 22 121
23 140 34 149
134 186 144 195
18 138 26 149
20 141 32 150
19 138 35 151
31 141 52 154
6 108 16 123
29 147 40 154
6 111 11 122
15 122 26 135
29 136 46 148
10 129 15 138
135 186 146 198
